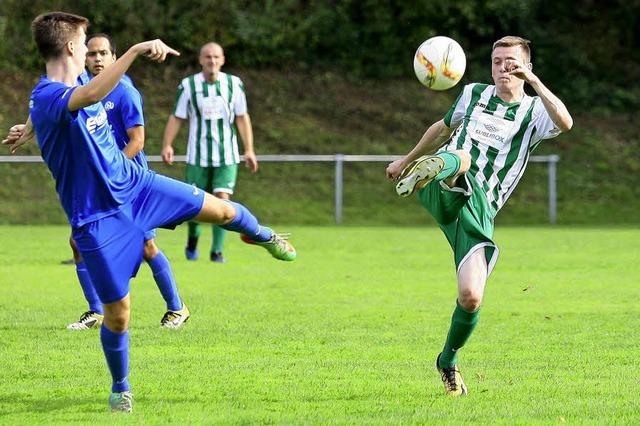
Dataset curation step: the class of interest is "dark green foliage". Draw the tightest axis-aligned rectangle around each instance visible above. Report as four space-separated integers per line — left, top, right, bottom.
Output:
0 0 638 110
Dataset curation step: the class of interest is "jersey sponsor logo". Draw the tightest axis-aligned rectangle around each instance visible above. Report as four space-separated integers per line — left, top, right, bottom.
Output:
471 113 511 147
86 109 109 134
104 101 115 111
483 123 500 133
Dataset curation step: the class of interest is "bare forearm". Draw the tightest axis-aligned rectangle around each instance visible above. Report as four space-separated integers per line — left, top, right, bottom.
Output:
69 49 140 111
162 116 182 148
123 126 145 159
529 78 573 132
403 120 452 165
69 39 179 111
236 115 254 153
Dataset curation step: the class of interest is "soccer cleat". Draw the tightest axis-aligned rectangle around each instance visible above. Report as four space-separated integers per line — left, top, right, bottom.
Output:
109 391 133 413
395 155 444 197
160 303 190 329
210 251 226 263
184 247 199 261
67 311 104 330
436 353 468 397
241 230 296 261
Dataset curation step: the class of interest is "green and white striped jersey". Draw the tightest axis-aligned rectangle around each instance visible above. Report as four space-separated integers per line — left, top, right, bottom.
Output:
442 83 561 214
173 71 247 167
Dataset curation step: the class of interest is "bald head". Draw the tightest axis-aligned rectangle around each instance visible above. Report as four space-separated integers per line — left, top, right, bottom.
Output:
200 42 223 57
199 42 225 82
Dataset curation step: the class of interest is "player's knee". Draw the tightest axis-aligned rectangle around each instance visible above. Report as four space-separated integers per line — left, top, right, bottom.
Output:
197 193 235 224
458 289 482 311
103 298 130 332
69 237 82 262
453 150 471 174
143 240 158 260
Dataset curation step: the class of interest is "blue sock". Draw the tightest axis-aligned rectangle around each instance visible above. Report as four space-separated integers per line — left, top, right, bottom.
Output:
147 251 182 311
76 261 103 314
221 201 272 242
100 325 130 393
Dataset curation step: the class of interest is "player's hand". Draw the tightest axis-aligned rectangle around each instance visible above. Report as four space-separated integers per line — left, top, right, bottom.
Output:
133 39 180 62
2 124 32 154
244 151 259 173
161 145 174 165
505 59 536 84
386 158 407 181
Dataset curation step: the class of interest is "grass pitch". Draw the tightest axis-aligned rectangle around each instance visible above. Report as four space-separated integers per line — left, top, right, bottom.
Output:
0 225 638 424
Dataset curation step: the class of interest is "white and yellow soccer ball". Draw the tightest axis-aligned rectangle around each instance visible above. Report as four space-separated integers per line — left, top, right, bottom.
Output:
413 36 466 91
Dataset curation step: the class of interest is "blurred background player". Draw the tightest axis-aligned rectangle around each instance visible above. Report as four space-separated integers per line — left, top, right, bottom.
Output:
386 36 572 397
161 42 258 263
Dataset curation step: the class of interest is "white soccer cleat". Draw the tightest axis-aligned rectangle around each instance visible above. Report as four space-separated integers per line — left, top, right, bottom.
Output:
67 311 104 330
109 391 133 412
160 304 190 329
395 155 444 197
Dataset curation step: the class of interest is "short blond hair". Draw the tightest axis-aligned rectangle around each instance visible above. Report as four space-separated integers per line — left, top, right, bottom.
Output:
492 36 531 63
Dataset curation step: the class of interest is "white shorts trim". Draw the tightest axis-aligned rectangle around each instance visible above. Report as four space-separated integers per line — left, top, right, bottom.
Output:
439 174 472 196
212 188 234 195
456 241 500 278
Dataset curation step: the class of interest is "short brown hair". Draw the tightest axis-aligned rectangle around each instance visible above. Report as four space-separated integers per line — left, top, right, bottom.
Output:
31 12 89 60
492 36 531 63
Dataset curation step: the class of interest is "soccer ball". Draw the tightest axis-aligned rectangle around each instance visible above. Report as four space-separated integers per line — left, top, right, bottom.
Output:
413 36 466 91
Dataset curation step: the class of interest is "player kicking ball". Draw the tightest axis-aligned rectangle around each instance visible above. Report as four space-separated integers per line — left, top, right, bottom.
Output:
387 36 572 396
7 33 191 330
11 12 295 413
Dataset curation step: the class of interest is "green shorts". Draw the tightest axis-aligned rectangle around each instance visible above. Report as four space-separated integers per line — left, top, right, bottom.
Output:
417 175 499 275
186 164 238 195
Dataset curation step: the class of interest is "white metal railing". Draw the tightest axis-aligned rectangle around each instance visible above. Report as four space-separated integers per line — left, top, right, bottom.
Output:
0 154 560 224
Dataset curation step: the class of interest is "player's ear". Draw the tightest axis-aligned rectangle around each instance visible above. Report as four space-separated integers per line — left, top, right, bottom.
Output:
66 39 75 56
526 62 533 71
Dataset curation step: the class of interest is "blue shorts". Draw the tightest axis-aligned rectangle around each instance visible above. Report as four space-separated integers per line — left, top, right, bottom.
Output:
72 173 205 304
144 229 156 241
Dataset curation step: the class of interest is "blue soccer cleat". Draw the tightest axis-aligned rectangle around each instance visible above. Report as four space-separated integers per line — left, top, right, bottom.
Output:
184 247 199 261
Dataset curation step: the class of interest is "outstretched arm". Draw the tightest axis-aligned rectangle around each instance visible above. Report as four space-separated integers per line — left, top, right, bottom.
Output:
386 119 454 180
69 40 179 111
506 59 573 132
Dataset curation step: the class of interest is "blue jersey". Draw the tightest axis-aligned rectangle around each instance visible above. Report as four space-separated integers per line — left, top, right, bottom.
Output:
78 71 147 168
30 77 153 227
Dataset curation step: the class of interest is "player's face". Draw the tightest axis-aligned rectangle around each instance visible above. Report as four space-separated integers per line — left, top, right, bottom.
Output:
491 46 527 91
86 37 116 76
199 45 225 77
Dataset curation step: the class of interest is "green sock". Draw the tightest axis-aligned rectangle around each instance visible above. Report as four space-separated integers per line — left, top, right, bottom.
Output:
434 151 461 182
438 300 480 368
211 225 226 254
188 221 201 239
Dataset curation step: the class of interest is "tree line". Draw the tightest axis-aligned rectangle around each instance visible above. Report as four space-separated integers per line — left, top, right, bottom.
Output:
1 0 638 112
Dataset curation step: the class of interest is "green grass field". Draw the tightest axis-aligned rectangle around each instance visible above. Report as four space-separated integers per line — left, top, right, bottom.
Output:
0 225 638 424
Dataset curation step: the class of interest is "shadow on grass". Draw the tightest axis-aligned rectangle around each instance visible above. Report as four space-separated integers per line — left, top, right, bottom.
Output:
0 393 102 414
